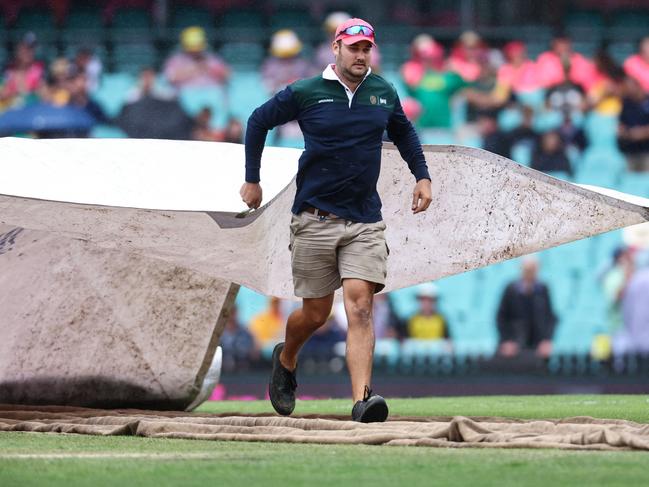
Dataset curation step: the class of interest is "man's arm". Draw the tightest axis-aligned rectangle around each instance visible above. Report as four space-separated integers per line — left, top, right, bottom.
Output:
386 95 432 214
241 86 299 209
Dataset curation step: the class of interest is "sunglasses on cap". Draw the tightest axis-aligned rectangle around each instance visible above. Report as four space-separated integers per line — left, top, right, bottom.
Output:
340 25 374 36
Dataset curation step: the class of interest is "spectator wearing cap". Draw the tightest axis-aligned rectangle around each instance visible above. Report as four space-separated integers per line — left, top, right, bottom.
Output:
0 32 45 109
400 34 468 131
623 37 649 94
261 30 316 95
536 35 597 92
315 11 382 73
163 26 230 89
261 29 316 145
407 284 449 340
497 257 556 359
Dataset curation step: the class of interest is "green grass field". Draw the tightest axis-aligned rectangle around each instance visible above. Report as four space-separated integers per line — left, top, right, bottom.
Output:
1 395 648 487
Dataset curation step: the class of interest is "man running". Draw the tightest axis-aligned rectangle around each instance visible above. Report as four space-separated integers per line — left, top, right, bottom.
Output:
241 18 432 422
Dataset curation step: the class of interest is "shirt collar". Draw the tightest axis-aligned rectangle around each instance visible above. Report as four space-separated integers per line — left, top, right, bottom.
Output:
322 64 372 83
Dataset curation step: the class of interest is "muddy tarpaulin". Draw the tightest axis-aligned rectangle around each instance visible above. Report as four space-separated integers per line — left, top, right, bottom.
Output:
1 405 648 451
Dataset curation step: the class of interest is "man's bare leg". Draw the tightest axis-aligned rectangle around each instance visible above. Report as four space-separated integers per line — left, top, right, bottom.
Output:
342 279 376 402
279 294 334 371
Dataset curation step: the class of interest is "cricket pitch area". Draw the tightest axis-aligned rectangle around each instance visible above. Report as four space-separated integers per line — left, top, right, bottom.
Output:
1 395 648 487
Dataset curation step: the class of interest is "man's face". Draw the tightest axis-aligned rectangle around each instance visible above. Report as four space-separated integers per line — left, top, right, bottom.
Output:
333 40 372 82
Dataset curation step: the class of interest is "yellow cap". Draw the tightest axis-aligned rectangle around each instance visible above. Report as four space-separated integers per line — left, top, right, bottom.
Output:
181 26 207 53
270 29 302 58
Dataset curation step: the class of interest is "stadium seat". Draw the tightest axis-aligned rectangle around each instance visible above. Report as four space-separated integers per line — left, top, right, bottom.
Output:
510 142 532 166
12 7 58 43
575 166 617 189
565 11 604 42
178 85 229 127
591 230 624 265
216 9 265 43
380 70 408 99
578 147 626 177
571 41 598 57
607 9 649 41
228 70 268 121
379 43 409 71
235 286 269 326
545 170 571 181
269 7 314 41
109 7 153 43
374 338 400 369
60 6 105 46
170 5 214 31
618 172 649 198
533 109 562 132
609 42 635 65
525 41 548 60
111 43 158 74
498 108 523 132
92 73 137 118
90 124 128 138
582 113 618 149
388 286 420 321
220 42 265 69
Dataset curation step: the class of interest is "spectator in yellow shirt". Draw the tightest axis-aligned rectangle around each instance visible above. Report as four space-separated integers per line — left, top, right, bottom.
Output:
407 284 449 340
249 297 285 348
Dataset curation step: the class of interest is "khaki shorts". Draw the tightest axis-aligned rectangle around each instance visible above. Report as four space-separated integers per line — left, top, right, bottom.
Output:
289 211 389 298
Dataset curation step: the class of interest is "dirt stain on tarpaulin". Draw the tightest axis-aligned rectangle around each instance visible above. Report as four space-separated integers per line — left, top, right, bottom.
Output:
0 227 23 255
0 229 234 410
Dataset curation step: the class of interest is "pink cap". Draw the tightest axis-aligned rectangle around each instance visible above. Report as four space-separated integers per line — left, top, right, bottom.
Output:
334 18 376 46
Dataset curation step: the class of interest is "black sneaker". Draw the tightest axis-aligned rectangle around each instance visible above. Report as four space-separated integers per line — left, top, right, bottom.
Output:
352 386 389 423
269 343 297 416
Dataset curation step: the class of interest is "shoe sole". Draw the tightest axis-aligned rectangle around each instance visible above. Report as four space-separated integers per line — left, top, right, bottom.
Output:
359 396 389 423
269 343 294 416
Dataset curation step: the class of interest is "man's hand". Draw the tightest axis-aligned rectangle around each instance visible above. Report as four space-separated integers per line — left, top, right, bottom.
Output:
240 182 263 209
411 178 432 214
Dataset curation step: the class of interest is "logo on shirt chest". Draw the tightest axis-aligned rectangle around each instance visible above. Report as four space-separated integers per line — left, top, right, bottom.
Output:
370 95 388 105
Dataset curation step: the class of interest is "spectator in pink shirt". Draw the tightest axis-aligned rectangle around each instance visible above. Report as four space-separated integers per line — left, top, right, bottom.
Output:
448 31 488 82
0 33 45 109
536 35 597 92
497 41 541 96
163 27 230 89
623 37 649 94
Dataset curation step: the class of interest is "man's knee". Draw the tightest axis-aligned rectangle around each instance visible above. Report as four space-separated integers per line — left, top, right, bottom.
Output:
346 297 373 327
302 296 333 327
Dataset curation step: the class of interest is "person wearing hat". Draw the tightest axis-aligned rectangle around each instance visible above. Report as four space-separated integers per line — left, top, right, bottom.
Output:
316 12 382 72
260 29 316 146
241 18 432 422
163 26 230 89
407 283 449 340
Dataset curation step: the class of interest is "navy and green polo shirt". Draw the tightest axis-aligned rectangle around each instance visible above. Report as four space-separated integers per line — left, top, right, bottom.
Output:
245 64 431 223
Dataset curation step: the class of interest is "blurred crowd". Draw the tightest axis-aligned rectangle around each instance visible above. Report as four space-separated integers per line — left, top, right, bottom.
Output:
0 28 244 141
3 10 649 173
223 239 649 373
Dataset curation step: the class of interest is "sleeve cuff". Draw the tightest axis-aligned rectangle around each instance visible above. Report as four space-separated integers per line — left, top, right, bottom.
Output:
414 166 431 181
245 166 260 183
